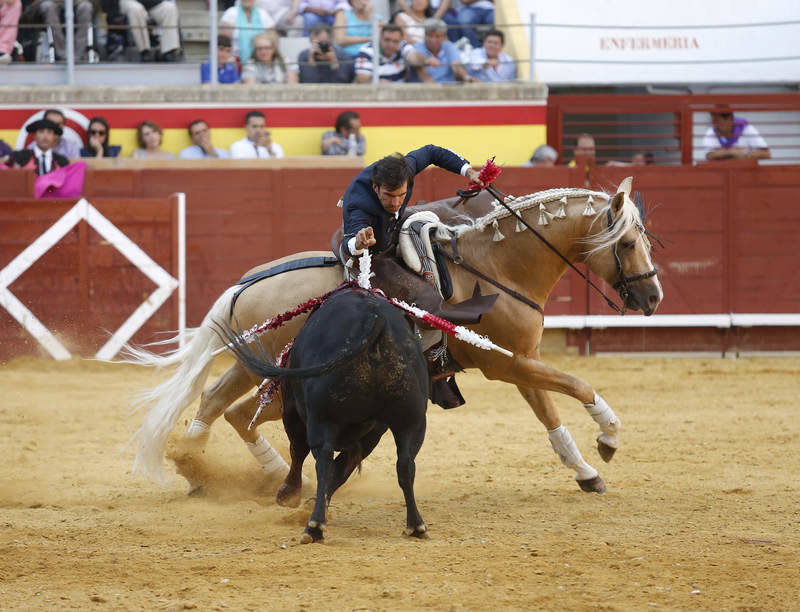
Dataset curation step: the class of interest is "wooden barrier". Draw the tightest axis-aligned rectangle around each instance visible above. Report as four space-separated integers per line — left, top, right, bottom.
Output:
2 163 799 358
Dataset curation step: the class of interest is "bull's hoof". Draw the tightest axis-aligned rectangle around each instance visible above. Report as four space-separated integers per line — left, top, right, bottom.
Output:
597 439 617 463
186 482 204 497
577 475 607 494
404 524 429 539
301 522 325 543
276 482 302 508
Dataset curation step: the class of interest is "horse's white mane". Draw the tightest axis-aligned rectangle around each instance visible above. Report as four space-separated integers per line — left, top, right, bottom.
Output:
445 183 643 255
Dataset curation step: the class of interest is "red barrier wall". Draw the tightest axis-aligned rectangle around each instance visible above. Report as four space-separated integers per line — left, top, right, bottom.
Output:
2 164 799 358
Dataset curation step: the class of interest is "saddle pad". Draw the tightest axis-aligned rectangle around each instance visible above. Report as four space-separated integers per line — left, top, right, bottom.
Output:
231 256 340 315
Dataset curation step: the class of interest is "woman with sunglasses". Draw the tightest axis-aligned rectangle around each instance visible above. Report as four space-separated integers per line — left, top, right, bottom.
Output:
241 32 287 84
80 117 121 158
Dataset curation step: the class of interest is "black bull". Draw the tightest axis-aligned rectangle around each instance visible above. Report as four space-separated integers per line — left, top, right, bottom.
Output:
220 288 430 542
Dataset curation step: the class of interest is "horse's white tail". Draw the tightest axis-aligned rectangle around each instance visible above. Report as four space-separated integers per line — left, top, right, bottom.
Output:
123 285 239 485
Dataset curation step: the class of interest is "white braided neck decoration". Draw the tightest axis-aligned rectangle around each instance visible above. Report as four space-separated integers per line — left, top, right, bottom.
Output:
453 188 608 236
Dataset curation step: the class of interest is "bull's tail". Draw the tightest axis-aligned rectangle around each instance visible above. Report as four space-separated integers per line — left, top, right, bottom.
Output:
216 306 385 383
115 285 239 485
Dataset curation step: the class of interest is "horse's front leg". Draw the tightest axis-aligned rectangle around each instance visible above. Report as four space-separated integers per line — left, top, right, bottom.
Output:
517 386 606 494
483 354 612 493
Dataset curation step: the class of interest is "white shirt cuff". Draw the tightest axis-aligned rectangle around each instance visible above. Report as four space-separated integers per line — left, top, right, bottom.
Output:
460 162 472 176
347 236 365 256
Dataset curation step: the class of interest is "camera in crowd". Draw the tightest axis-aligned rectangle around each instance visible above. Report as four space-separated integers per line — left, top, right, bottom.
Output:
317 41 330 54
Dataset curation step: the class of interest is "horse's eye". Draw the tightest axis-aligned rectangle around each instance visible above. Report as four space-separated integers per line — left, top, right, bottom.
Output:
621 241 635 250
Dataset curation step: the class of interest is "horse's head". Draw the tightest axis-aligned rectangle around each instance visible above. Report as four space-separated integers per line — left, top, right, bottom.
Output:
583 177 663 315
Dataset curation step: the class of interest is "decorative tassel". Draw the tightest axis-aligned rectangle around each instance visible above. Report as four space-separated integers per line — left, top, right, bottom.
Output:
538 203 550 226
515 217 526 232
555 196 567 219
491 219 505 241
336 198 343 208
583 195 596 217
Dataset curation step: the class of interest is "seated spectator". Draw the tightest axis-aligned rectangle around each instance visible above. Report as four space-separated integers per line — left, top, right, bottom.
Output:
0 138 12 164
410 18 475 83
0 0 21 63
131 121 175 159
321 110 365 156
522 144 558 167
355 23 423 83
119 0 182 62
288 0 348 36
230 110 285 158
22 0 93 62
396 0 454 40
287 22 354 83
201 35 242 84
567 133 595 166
333 0 381 58
393 0 430 46
27 109 81 159
221 0 276 62
80 117 121 158
179 120 230 159
9 118 70 175
468 28 514 82
241 32 287 83
703 106 771 161
455 0 493 48
630 151 654 165
252 0 303 36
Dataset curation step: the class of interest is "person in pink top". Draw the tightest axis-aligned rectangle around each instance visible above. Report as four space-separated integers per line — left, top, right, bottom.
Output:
0 0 22 63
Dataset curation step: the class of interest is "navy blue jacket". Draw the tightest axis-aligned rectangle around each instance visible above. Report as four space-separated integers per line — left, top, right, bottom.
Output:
342 145 468 255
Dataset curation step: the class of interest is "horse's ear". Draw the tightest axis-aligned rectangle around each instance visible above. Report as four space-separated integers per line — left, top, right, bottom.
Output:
609 192 625 215
617 176 633 198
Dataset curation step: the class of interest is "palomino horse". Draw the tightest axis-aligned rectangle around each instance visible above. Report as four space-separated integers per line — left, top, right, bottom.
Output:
124 178 662 494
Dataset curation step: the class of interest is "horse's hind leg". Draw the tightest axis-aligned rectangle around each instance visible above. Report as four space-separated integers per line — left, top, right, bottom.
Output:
392 418 428 539
185 362 253 446
517 386 606 494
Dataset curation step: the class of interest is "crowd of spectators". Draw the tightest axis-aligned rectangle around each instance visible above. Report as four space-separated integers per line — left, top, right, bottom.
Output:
0 0 516 81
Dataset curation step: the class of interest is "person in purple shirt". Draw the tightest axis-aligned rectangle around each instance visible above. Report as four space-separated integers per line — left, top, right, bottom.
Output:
410 18 474 83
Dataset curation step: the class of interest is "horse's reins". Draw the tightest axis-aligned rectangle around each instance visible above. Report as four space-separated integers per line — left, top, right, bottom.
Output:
449 184 657 315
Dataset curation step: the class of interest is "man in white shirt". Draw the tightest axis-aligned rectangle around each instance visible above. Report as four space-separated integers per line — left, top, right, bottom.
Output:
179 120 230 159
229 110 285 158
703 107 771 161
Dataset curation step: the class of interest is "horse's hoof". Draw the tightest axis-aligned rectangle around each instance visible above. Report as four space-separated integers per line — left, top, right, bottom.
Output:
302 524 325 543
186 483 204 497
597 438 617 463
404 524 429 539
577 475 606 494
276 483 302 508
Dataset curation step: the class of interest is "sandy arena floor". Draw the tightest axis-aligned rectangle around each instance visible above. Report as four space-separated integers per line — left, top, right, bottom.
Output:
1 353 798 610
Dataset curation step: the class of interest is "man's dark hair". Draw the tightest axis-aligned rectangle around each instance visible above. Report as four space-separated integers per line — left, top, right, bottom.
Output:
335 111 359 134
309 22 333 38
485 29 504 45
217 34 232 48
188 119 207 136
44 108 65 122
245 110 265 125
371 153 412 190
381 23 403 36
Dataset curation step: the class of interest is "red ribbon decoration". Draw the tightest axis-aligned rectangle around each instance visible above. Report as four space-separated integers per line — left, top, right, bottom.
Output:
468 157 502 190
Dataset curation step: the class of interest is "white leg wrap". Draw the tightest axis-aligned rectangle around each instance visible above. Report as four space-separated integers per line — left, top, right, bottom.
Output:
247 435 289 476
186 419 210 440
547 425 598 481
585 393 621 442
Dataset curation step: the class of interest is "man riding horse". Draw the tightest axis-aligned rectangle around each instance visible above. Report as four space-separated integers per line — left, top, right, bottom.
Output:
334 144 497 409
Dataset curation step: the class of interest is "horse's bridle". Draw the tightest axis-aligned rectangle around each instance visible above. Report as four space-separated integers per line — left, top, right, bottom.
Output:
449 184 660 315
607 207 658 306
